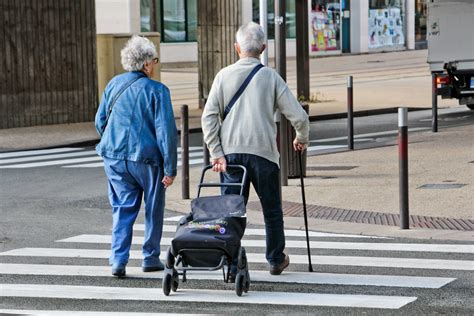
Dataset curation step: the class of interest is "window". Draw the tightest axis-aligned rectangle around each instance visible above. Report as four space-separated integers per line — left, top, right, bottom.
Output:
140 0 197 42
368 0 405 49
310 0 341 51
252 0 296 39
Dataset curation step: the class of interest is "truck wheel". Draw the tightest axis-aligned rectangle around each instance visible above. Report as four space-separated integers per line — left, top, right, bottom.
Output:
466 104 474 110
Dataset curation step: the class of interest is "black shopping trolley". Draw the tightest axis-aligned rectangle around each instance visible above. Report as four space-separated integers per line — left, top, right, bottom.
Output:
162 165 250 296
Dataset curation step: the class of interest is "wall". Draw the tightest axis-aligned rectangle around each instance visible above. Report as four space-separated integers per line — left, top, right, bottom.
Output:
95 0 140 34
0 0 98 129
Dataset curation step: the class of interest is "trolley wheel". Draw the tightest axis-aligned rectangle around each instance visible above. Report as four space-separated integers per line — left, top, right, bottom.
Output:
165 247 175 269
235 273 245 296
243 270 250 293
171 271 179 292
237 247 247 270
163 272 172 296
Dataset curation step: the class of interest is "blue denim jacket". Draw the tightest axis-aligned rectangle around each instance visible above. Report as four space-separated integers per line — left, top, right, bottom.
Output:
95 71 177 177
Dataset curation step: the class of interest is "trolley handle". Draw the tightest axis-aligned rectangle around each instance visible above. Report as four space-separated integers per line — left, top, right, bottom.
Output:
197 164 247 197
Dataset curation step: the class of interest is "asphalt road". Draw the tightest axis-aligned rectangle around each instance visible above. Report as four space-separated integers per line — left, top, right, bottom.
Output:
0 109 473 315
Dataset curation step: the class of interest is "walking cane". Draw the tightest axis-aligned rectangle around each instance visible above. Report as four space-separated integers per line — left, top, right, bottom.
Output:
298 150 313 272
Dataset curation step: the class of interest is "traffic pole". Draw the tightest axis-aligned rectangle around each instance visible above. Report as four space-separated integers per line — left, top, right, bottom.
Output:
432 73 438 133
347 76 354 150
398 108 409 229
180 105 190 199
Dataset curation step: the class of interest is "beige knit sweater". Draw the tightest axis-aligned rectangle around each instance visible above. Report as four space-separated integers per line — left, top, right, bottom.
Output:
201 57 309 166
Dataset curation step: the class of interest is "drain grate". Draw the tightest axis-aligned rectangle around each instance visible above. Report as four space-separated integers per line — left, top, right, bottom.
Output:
247 201 474 231
418 183 466 189
307 165 358 171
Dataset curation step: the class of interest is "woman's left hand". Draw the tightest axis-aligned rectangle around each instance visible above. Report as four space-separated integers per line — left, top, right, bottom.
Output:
162 176 175 188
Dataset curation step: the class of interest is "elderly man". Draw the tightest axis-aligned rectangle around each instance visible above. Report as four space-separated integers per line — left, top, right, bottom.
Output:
202 22 309 276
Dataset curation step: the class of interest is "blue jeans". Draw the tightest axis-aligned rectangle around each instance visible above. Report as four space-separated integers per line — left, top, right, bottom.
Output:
103 158 166 268
220 154 285 265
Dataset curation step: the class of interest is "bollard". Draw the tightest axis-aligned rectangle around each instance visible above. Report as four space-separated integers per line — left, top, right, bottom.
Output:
181 105 190 199
431 73 438 133
347 76 354 150
398 108 409 229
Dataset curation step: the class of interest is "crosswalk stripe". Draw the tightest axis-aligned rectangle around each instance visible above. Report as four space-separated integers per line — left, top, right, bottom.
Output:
307 145 346 152
0 284 417 309
0 156 103 169
0 263 455 288
0 310 195 316
57 234 474 254
310 127 431 143
2 248 472 270
0 147 83 159
139 224 388 239
62 158 204 169
0 150 97 165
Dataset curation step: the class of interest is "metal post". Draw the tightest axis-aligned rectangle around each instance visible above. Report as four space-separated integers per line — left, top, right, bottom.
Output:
275 0 288 186
296 0 310 101
180 105 190 199
259 0 268 66
347 76 354 150
398 108 409 229
431 73 438 133
203 140 210 167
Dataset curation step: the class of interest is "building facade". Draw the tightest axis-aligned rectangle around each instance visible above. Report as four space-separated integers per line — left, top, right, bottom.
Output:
95 0 426 63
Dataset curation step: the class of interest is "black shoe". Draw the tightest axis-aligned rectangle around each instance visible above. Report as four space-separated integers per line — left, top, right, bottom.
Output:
269 254 290 275
112 264 126 277
142 261 164 272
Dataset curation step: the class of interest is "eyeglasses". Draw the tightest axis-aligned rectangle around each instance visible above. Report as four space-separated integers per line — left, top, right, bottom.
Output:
152 57 159 64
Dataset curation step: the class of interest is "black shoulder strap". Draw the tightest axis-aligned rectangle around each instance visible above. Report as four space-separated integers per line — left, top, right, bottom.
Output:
101 75 143 134
223 63 264 120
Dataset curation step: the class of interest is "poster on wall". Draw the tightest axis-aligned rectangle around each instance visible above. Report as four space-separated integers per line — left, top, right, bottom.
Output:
368 8 405 48
310 6 340 52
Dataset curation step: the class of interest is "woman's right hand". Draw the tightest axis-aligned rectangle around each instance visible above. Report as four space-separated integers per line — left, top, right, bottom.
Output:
162 175 175 188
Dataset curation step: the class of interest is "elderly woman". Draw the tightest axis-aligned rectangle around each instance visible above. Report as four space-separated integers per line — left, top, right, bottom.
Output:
95 35 177 277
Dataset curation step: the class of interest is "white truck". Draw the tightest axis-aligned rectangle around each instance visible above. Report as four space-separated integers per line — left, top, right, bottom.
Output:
427 0 474 109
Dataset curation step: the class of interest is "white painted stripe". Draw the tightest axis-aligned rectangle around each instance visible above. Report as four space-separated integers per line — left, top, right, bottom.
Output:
0 150 97 165
0 284 417 309
165 215 187 222
178 158 203 167
63 162 105 168
178 151 203 158
58 235 473 254
0 156 103 169
0 310 194 316
307 145 346 152
311 127 430 143
139 224 387 239
0 147 83 159
2 248 472 270
0 263 455 288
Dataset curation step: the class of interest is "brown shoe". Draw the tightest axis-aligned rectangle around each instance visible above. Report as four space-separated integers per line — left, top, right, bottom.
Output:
269 254 290 275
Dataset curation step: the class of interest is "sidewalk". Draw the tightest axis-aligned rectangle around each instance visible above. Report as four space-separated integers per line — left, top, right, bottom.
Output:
0 50 472 241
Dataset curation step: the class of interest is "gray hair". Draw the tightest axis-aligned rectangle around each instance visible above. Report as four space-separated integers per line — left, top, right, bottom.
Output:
235 22 265 55
120 35 158 72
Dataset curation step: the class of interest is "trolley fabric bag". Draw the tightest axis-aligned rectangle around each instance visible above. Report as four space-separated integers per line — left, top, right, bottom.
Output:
171 194 246 267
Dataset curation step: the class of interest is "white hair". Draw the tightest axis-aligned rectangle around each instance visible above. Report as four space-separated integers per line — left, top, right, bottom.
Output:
235 22 265 55
120 35 157 72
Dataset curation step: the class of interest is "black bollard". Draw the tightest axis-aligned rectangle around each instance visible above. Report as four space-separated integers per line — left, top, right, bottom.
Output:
181 105 189 199
432 73 438 133
347 76 354 150
398 108 409 229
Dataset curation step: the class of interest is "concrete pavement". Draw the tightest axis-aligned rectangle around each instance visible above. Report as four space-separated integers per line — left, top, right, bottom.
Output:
0 49 472 241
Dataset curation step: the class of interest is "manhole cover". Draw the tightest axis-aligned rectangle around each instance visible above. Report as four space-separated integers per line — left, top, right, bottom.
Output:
307 166 358 171
418 183 466 189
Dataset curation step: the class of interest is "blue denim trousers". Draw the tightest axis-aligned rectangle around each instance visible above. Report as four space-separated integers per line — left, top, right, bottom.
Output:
220 153 285 266
103 158 165 268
